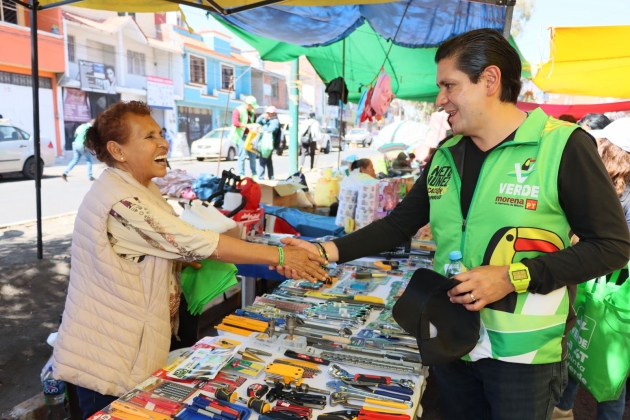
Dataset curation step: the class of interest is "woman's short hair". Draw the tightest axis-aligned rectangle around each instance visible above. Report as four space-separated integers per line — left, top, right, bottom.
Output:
579 113 612 130
598 138 630 195
351 158 371 171
85 101 152 166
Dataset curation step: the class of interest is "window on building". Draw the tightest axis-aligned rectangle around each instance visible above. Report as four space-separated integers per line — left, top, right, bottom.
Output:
189 55 205 85
127 50 146 76
270 77 279 98
0 71 52 89
117 12 136 19
221 64 234 91
67 35 76 63
0 0 18 24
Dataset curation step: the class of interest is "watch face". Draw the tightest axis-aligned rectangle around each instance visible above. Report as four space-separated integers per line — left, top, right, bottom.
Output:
512 269 529 280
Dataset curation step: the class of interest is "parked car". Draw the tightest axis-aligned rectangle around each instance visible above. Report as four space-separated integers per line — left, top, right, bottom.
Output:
0 119 55 179
344 128 373 147
190 128 237 161
320 126 345 152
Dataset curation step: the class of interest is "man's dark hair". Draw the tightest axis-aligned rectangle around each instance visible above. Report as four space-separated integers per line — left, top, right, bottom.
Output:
558 114 577 123
579 113 612 130
309 112 316 118
435 28 522 104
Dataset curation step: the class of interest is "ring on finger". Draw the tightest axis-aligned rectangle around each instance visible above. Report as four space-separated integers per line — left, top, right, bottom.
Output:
469 292 477 303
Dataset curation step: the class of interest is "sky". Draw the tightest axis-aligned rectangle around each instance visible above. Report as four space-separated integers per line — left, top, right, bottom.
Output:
183 0 630 66
516 0 630 65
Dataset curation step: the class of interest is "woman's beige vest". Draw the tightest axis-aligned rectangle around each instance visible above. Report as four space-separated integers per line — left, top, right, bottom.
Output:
52 168 174 396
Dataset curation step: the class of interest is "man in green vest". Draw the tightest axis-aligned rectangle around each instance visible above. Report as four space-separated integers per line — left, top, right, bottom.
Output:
231 95 258 178
272 29 630 419
62 119 95 181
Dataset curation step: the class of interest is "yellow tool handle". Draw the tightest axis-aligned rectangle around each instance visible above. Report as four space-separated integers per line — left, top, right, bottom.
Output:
361 407 408 415
110 408 148 420
353 296 385 304
215 324 255 336
373 261 392 270
364 398 409 410
110 401 171 420
222 319 267 332
225 315 268 329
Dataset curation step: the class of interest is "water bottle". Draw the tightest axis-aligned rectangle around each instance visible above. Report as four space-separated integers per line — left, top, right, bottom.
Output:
445 250 464 277
42 367 68 420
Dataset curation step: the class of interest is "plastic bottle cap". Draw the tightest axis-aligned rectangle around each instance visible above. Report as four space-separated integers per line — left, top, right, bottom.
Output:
449 251 462 260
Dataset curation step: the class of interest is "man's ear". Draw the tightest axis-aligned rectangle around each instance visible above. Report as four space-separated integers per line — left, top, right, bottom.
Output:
483 65 501 98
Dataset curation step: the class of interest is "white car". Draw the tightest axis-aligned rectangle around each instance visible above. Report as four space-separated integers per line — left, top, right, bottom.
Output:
0 119 55 179
190 128 237 162
344 128 373 147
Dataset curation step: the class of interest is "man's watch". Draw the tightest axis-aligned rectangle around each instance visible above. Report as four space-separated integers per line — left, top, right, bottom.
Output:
508 262 531 293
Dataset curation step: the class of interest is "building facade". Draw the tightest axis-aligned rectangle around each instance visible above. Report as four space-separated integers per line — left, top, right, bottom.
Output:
173 28 253 146
0 2 65 156
59 7 183 152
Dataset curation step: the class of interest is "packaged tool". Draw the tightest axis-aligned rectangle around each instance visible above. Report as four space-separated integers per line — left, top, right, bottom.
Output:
166 337 241 381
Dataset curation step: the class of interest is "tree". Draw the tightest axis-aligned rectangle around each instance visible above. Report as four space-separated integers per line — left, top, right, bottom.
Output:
512 0 535 38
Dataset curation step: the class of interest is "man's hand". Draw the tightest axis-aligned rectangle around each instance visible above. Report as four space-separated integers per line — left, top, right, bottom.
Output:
447 265 514 311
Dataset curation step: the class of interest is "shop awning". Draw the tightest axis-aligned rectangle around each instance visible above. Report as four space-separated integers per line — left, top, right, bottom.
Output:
517 101 630 120
533 25 630 99
217 17 530 103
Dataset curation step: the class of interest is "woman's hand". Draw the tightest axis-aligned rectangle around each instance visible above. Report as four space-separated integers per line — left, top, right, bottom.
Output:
268 238 326 282
280 245 327 282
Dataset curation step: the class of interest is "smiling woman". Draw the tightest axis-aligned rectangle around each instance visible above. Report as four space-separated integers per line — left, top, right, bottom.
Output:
52 101 327 420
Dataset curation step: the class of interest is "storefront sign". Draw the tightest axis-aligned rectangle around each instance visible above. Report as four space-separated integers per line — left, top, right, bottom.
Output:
79 60 117 94
63 88 91 122
147 76 174 110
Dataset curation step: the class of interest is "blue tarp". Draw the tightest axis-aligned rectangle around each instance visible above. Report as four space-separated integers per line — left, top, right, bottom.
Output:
218 0 506 48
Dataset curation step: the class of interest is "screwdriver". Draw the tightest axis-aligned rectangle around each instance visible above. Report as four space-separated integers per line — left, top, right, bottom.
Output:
287 382 331 395
236 397 270 414
283 349 330 365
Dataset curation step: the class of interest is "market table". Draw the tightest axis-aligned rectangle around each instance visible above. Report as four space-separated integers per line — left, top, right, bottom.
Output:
88 260 428 420
234 264 285 307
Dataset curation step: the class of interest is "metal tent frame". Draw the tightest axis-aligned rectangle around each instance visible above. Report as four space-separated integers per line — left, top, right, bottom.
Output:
4 0 515 258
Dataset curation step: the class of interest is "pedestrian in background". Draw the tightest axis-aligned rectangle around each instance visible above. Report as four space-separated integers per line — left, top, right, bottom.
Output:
554 115 629 420
300 112 321 171
161 127 173 157
230 96 258 178
256 106 281 180
62 120 94 181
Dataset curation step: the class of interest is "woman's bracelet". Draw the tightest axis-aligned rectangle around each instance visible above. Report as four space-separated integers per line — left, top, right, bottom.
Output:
311 241 329 262
277 246 285 266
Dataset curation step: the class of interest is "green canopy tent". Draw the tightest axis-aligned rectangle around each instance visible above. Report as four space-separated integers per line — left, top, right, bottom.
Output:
218 18 531 104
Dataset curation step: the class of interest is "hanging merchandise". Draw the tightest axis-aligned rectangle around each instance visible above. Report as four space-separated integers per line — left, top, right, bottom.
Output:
371 72 396 118
355 87 369 126
314 176 340 207
360 85 376 124
326 77 349 106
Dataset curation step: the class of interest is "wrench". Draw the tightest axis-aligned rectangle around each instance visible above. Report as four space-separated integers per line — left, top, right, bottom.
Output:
330 392 410 410
326 381 413 407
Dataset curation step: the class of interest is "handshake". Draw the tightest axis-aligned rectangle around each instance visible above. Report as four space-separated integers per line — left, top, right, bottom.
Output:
268 237 332 283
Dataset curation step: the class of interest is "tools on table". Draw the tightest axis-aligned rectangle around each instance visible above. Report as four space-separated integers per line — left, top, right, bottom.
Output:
265 378 330 396
272 400 313 419
278 314 307 350
283 350 330 366
266 385 328 410
150 381 198 402
185 394 245 420
326 381 412 409
328 365 415 390
215 314 269 336
236 396 271 414
318 408 412 420
325 380 411 402
307 348 421 374
111 401 172 420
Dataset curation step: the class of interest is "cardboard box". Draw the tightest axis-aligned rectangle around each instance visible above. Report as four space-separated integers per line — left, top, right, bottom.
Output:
257 180 305 208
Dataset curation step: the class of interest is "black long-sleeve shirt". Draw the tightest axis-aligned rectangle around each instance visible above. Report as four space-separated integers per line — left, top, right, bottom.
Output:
333 128 630 294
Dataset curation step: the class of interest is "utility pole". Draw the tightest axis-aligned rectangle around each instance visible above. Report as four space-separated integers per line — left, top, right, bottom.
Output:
288 59 299 174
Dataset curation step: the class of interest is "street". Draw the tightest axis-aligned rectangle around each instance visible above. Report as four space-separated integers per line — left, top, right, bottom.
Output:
0 147 375 226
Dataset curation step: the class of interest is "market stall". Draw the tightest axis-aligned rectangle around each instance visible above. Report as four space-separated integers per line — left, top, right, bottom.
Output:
85 251 435 420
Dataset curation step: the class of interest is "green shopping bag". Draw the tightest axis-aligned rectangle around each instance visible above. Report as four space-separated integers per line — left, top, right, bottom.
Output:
566 266 630 402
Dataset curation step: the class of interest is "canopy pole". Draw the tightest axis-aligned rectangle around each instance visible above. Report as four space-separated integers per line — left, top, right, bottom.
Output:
30 0 43 260
502 1 515 40
337 38 345 170
289 59 299 175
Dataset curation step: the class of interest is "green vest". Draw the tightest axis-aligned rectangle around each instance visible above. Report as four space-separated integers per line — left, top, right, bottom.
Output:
428 108 578 364
230 105 253 145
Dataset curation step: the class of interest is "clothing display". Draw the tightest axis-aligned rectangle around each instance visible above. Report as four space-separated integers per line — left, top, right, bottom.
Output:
326 76 349 105
153 169 198 198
